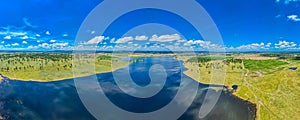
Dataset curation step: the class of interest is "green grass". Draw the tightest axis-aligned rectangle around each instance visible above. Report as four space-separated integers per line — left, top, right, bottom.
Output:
0 53 129 81
97 55 113 60
236 59 299 120
187 55 235 63
243 60 288 72
183 55 300 120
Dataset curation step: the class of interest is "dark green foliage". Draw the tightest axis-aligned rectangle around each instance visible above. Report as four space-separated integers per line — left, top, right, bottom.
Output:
97 55 113 60
293 57 300 60
187 56 241 64
243 60 288 71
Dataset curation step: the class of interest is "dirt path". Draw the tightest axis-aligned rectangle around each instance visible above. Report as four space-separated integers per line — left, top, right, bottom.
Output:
241 61 280 120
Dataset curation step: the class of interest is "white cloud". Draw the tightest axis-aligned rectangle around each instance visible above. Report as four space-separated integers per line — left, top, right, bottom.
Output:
174 42 181 46
0 31 7 35
4 36 11 39
21 35 29 39
10 32 27 37
38 43 50 48
52 42 69 48
28 45 38 49
266 42 272 47
275 40 297 49
62 34 68 37
110 38 116 43
236 42 271 50
135 35 148 41
150 34 181 42
86 36 105 44
177 40 186 43
1 41 4 44
184 40 224 49
46 31 51 35
287 15 300 22
115 36 134 43
91 31 96 34
36 34 41 37
12 43 19 46
49 40 56 43
276 0 300 4
232 41 298 50
133 44 139 47
37 40 41 43
5 44 11 47
22 41 28 44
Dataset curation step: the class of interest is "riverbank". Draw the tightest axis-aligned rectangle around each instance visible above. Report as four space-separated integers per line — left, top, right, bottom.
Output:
176 55 258 119
0 53 130 82
178 55 300 120
0 61 129 82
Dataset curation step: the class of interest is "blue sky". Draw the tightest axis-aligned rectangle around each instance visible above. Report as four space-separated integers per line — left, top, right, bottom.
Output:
0 0 299 51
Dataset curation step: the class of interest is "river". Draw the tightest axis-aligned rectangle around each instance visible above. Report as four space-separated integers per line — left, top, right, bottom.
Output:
0 57 256 120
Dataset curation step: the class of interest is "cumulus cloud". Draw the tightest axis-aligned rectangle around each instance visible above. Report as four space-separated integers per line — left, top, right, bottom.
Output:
46 31 51 35
22 41 28 44
28 45 38 49
135 35 148 41
274 40 297 49
236 43 266 50
234 42 274 50
49 39 56 43
12 43 19 46
38 43 50 48
227 41 300 51
287 15 300 22
184 40 224 49
28 42 70 50
4 36 11 39
177 40 186 43
276 0 300 4
110 38 116 43
5 44 11 47
10 32 27 37
115 36 134 43
86 36 105 44
150 34 181 42
266 42 272 47
52 42 69 48
21 35 29 39
62 34 68 37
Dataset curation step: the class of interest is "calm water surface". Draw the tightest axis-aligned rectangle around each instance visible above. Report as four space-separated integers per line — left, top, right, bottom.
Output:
0 57 256 120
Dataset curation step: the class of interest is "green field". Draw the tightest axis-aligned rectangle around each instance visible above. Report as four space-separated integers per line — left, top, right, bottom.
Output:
0 53 129 81
182 54 300 120
243 60 288 73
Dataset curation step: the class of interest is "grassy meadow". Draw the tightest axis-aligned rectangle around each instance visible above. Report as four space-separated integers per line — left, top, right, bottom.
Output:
0 53 129 82
180 53 300 120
